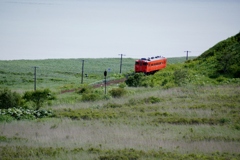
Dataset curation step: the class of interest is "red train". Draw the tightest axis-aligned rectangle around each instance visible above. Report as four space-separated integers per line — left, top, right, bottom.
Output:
135 56 167 74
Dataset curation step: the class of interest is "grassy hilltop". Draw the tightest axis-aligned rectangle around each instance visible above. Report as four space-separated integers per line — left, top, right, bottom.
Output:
0 33 240 159
131 32 240 88
195 32 240 78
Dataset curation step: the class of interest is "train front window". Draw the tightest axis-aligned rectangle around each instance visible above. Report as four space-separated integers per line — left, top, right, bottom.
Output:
135 62 139 65
143 62 148 66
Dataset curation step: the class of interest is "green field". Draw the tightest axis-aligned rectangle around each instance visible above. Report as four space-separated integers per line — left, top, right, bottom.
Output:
0 56 240 160
0 57 193 92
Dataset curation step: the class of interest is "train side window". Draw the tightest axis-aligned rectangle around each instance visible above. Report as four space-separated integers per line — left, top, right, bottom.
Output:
143 62 148 66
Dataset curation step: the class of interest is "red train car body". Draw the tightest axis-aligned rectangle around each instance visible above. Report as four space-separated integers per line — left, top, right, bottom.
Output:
135 56 167 74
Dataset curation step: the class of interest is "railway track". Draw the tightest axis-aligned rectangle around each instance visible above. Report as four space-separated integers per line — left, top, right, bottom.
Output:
60 78 126 94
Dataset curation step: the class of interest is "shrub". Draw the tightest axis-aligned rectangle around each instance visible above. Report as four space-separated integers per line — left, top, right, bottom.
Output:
99 149 140 160
233 124 240 130
118 82 126 88
174 69 189 86
125 73 145 87
81 92 100 102
161 79 168 86
162 82 176 89
109 88 126 98
56 108 117 120
0 88 21 109
0 114 14 122
219 118 230 124
23 89 55 110
77 85 92 94
216 76 227 82
144 96 162 104
0 107 53 120
127 98 142 106
103 103 122 108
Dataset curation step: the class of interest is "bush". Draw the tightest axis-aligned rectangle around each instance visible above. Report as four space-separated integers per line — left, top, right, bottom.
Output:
162 82 176 89
99 149 140 160
127 98 142 106
0 107 53 120
81 92 100 102
109 88 126 98
103 103 122 108
77 85 92 94
118 82 126 88
125 73 145 87
144 96 162 104
0 88 21 109
216 76 227 82
23 89 55 110
0 114 14 122
174 69 189 86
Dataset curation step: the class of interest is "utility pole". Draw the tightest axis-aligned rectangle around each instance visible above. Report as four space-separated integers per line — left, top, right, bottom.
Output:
33 66 39 91
118 54 125 74
81 60 84 84
184 51 191 60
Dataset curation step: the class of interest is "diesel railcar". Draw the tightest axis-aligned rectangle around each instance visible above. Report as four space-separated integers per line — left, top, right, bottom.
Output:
135 56 167 74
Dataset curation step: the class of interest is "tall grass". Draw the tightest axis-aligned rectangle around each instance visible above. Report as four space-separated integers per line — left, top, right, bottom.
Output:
1 119 239 153
0 84 239 159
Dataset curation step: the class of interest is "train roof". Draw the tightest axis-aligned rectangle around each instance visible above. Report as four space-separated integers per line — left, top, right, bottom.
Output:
136 56 166 61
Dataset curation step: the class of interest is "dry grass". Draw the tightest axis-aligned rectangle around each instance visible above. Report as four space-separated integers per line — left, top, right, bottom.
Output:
1 118 239 154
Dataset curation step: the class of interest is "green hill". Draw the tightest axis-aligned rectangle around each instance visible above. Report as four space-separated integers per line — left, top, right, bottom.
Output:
128 33 240 88
193 32 240 78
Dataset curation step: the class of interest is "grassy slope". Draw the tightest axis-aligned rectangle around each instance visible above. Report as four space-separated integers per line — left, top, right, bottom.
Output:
147 33 240 88
192 32 240 78
0 85 240 159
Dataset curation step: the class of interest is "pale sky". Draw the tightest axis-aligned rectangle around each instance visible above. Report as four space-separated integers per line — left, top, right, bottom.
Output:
0 0 240 60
